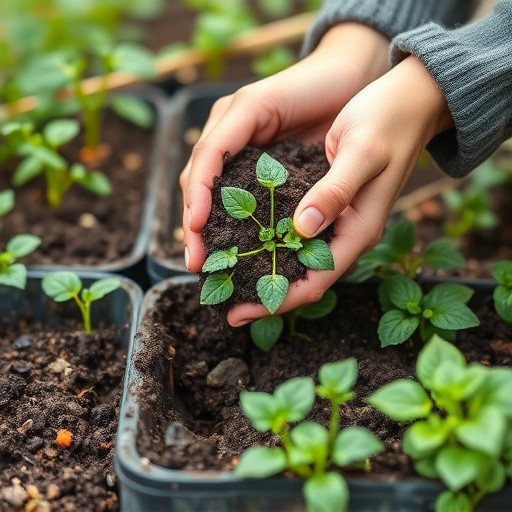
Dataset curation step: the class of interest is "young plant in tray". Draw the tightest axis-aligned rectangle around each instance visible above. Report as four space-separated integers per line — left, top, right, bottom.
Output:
42 271 121 333
369 335 512 512
377 275 479 348
1 119 112 208
250 288 337 352
235 358 384 512
0 189 14 229
491 260 512 322
200 152 334 314
0 234 41 289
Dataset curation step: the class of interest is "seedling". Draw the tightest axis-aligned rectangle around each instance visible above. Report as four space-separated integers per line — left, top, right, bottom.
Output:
42 271 121 333
0 189 14 229
377 275 479 347
491 260 512 322
0 234 41 289
250 288 337 351
349 218 465 282
1 119 112 208
235 358 384 512
200 152 334 314
368 335 512 512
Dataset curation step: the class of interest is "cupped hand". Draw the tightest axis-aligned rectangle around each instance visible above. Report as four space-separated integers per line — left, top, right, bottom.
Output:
228 55 455 327
180 22 390 276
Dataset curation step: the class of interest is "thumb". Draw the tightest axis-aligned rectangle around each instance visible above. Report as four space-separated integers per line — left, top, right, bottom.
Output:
293 132 389 237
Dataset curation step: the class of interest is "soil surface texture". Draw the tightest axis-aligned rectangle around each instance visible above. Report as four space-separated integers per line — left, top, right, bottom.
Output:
0 320 126 512
134 279 512 483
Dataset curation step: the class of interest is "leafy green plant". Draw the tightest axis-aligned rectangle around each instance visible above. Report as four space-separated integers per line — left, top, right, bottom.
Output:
377 275 479 347
42 271 121 333
442 186 498 239
0 234 41 289
0 188 15 228
235 358 384 512
200 152 334 314
1 119 112 208
368 335 512 512
350 218 465 282
491 260 512 322
250 288 337 351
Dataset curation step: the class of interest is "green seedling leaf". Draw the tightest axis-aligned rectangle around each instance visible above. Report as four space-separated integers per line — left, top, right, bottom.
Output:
378 309 420 347
303 472 349 512
274 376 315 423
494 285 512 322
6 234 41 259
200 273 234 305
471 368 512 417
297 289 337 320
423 239 466 269
476 460 507 493
221 187 257 219
429 302 480 331
12 156 44 185
257 274 289 314
85 278 121 301
43 119 80 147
250 315 283 352
239 391 279 432
70 165 112 196
316 358 358 401
416 335 466 390
423 283 474 307
111 43 156 78
297 239 334 271
234 446 287 478
259 227 274 242
435 491 472 512
491 260 512 286
110 95 154 128
42 271 82 302
402 415 450 458
202 247 238 272
435 446 487 491
332 427 384 467
385 218 416 255
19 144 66 170
290 422 329 464
0 263 27 289
387 275 422 310
368 379 432 421
255 152 288 188
276 217 293 236
0 189 14 216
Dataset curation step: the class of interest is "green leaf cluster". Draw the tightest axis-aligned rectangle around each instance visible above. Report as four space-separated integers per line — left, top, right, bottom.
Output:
368 335 512 512
250 288 337 351
0 189 15 220
42 271 120 333
377 275 479 347
201 152 334 314
235 358 383 512
0 234 41 289
1 120 112 208
491 260 512 322
350 218 465 282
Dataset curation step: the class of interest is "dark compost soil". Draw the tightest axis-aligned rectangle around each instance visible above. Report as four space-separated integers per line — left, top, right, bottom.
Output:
134 279 512 481
0 320 126 512
0 110 154 267
200 140 334 314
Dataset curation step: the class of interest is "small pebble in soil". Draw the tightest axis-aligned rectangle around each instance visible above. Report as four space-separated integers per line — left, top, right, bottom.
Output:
78 212 98 228
1 483 28 507
122 152 142 171
13 334 33 349
17 419 33 435
206 358 250 389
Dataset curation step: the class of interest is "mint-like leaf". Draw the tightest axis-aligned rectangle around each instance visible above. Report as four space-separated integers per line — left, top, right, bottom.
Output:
297 239 334 270
256 152 288 188
257 274 289 313
221 187 257 219
200 273 234 305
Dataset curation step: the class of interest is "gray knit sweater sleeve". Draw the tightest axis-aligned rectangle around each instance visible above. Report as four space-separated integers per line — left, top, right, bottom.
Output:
391 1 512 177
301 0 474 54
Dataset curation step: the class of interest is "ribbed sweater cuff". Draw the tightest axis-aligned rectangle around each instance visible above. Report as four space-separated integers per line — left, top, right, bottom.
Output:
391 1 512 177
301 0 472 55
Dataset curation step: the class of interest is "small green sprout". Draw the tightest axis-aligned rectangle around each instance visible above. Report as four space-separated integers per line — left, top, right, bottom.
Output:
0 189 15 229
250 289 337 351
491 260 512 322
200 152 334 314
377 275 479 348
368 335 512 512
235 358 384 512
42 271 121 333
1 120 112 208
0 234 41 289
350 218 465 282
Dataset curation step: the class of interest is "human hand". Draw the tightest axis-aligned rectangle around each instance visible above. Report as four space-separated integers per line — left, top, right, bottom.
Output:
229 55 454 327
180 23 390 279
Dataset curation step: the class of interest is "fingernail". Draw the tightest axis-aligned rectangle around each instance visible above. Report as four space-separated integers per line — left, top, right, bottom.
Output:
295 207 325 237
184 246 190 270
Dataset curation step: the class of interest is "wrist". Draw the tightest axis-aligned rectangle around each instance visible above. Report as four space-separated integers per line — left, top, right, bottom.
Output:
314 22 391 88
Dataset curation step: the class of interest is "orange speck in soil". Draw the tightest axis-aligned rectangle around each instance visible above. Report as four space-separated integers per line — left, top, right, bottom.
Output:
55 429 73 448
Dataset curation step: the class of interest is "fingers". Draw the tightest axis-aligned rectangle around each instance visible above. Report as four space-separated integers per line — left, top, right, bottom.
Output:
293 126 389 238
